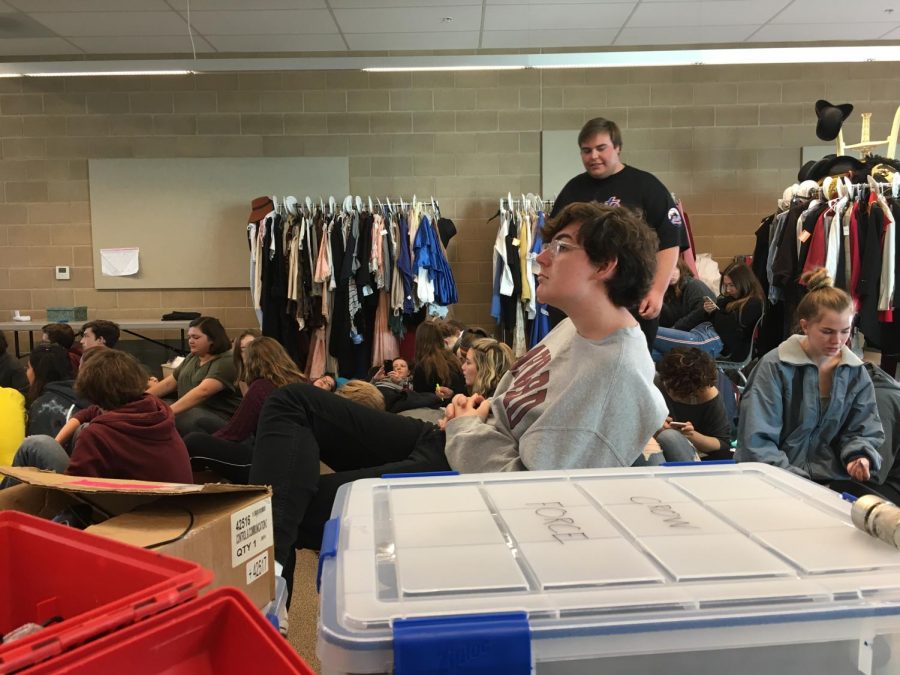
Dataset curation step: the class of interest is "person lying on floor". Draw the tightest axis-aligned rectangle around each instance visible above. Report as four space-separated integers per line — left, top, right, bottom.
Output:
3 348 192 486
248 201 668 580
184 336 307 484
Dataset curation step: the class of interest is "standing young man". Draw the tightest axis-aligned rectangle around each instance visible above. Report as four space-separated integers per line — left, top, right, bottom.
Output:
549 117 686 345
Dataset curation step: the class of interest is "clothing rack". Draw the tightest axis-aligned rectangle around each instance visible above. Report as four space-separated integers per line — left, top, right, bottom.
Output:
270 195 441 216
248 192 457 380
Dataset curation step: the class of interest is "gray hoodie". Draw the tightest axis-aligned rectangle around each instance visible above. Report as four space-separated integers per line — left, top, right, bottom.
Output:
736 334 884 480
444 319 667 473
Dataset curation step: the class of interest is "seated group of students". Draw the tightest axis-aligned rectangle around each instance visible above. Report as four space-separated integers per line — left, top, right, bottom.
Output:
0 310 519 492
1 201 897 593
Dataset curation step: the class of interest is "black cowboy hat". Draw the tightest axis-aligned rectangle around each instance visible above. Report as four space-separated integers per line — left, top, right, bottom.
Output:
803 154 867 181
815 99 854 142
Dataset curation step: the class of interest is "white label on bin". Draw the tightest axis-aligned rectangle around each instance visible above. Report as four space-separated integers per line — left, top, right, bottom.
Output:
231 498 273 568
246 550 269 585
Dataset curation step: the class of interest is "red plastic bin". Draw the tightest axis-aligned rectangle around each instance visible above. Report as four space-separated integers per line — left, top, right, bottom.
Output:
0 510 212 674
25 587 314 674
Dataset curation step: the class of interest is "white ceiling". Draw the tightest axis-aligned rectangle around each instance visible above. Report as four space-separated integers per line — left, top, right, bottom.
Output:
0 0 899 58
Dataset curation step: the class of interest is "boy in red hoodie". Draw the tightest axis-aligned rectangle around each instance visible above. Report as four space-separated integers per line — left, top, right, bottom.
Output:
3 349 192 485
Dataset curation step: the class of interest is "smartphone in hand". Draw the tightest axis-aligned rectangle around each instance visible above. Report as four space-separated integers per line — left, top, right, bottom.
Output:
669 421 688 430
704 296 719 309
383 359 393 374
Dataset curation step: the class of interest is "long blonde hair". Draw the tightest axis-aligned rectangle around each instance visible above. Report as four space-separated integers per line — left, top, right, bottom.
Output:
243 337 306 387
469 338 514 397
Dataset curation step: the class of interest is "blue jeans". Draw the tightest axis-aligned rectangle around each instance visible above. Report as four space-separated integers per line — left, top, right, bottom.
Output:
0 435 70 488
652 321 723 361
655 428 700 462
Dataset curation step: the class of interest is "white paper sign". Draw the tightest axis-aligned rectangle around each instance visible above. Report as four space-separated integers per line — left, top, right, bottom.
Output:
231 498 273 568
100 247 140 276
246 550 269 585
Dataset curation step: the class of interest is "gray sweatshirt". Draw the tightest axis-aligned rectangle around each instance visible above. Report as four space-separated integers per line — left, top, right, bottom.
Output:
444 319 667 473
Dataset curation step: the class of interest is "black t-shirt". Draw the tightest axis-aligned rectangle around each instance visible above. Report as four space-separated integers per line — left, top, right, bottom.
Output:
550 166 687 251
661 389 733 455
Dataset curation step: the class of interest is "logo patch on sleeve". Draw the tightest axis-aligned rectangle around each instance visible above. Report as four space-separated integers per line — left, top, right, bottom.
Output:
667 207 683 227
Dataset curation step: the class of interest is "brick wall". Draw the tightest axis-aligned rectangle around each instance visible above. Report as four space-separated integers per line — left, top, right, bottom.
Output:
0 61 897 334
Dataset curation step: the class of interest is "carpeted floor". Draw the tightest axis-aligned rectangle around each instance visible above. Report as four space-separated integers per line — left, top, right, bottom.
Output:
287 549 322 673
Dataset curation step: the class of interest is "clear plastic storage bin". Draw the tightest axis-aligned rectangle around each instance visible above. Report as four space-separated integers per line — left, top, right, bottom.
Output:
317 463 900 675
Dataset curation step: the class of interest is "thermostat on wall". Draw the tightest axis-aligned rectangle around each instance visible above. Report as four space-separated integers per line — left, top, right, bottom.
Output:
55 266 70 280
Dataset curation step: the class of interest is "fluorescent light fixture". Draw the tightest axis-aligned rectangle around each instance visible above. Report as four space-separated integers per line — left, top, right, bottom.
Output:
27 70 191 77
365 65 524 72
2 44 900 76
531 45 900 69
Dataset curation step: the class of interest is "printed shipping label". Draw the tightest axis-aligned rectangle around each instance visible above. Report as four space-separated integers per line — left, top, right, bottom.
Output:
231 497 273 568
246 550 269 585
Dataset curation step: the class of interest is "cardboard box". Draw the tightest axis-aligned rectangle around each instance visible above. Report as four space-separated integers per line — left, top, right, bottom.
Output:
0 467 275 609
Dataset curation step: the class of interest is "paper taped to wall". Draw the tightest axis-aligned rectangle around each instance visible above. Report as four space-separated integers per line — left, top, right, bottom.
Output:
100 247 140 276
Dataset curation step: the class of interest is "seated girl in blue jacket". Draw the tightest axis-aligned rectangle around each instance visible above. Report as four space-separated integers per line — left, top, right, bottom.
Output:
736 267 883 483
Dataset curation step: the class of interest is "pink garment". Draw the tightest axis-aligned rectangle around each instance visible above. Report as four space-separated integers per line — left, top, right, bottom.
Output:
371 292 400 367
306 326 328 379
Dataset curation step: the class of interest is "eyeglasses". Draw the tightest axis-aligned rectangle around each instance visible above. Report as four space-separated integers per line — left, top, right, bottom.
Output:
540 239 583 259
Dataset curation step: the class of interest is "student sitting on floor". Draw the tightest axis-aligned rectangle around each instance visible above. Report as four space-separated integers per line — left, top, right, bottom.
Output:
4 348 192 485
460 337 514 397
78 319 121 352
654 348 733 462
232 328 262 395
147 316 241 436
24 342 86 438
42 323 83 376
411 319 467 401
248 201 667 584
736 268 883 484
184 336 306 484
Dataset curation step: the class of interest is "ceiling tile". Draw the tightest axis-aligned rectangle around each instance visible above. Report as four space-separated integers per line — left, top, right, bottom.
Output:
628 0 785 27
187 0 326 8
334 6 482 33
345 31 479 50
749 23 897 41
0 36 82 55
184 9 337 35
7 0 168 10
878 24 900 39
772 0 900 23
67 34 216 54
31 11 188 36
332 0 480 6
487 0 630 4
206 33 347 51
616 24 756 45
482 28 618 48
484 3 635 30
